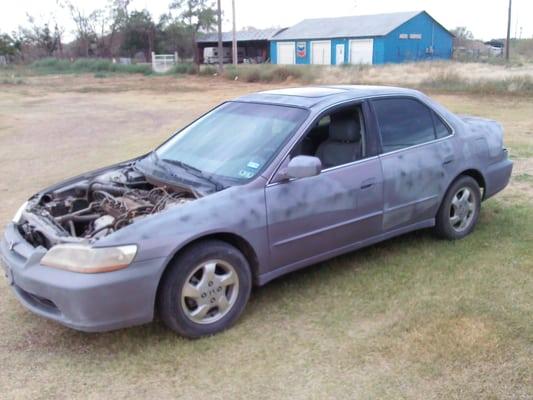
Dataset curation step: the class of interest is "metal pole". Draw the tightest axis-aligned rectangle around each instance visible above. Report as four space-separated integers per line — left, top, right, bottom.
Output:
505 0 512 61
217 0 224 73
232 0 238 65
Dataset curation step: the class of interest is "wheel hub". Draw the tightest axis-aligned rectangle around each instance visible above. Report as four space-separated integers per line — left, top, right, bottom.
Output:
449 186 476 232
180 260 239 324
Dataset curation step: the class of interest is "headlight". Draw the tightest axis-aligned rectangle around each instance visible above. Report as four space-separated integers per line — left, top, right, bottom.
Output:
41 244 137 273
12 201 29 224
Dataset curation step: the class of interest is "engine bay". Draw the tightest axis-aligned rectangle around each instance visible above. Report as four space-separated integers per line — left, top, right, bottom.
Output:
17 165 196 248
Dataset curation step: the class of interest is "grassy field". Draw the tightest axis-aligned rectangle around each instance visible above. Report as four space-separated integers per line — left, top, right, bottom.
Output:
3 60 533 95
0 72 531 399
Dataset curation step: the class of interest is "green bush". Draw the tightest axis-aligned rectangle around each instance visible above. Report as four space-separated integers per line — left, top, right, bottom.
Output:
241 68 261 82
198 65 217 76
223 65 239 80
170 62 197 75
31 57 72 72
30 58 152 75
220 64 316 83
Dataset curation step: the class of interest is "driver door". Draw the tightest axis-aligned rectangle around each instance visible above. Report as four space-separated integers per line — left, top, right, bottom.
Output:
264 103 384 271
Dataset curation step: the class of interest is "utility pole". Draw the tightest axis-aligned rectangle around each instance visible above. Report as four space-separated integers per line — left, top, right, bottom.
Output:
217 0 224 73
505 0 512 61
232 0 238 65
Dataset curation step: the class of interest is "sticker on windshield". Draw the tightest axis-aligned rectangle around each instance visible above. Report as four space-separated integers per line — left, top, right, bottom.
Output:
247 161 260 169
238 169 255 179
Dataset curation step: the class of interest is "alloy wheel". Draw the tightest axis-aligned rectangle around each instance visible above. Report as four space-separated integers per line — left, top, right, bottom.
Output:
180 259 239 324
449 187 476 232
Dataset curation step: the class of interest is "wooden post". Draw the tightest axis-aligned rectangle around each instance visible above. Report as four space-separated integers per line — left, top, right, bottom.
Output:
232 0 238 65
217 0 224 73
505 0 512 61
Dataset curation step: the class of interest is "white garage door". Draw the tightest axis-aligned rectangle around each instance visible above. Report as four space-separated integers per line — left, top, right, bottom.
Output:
277 42 295 65
311 41 331 65
349 39 373 64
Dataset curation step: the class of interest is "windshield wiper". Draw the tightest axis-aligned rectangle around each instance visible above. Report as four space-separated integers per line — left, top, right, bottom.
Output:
161 158 202 174
161 157 223 191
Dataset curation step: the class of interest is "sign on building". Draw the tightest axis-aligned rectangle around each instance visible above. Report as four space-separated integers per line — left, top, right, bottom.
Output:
297 42 307 58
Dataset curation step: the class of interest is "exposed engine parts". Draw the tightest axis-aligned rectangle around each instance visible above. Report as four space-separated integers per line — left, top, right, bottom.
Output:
18 166 195 248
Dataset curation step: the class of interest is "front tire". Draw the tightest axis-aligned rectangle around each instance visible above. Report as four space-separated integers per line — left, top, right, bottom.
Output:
158 240 252 338
435 176 481 240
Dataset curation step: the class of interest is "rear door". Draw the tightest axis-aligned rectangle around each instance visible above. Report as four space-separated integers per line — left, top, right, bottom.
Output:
371 97 455 231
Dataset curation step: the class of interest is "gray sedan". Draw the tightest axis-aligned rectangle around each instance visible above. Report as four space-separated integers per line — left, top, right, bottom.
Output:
0 86 512 337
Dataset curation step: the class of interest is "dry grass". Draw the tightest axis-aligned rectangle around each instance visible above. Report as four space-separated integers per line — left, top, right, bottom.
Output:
207 61 533 95
0 74 532 399
316 61 533 85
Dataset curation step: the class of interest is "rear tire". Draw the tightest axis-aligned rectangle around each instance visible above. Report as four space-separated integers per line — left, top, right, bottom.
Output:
158 240 252 338
435 176 481 240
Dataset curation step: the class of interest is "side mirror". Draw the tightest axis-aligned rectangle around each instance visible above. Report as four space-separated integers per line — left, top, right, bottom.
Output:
281 156 322 180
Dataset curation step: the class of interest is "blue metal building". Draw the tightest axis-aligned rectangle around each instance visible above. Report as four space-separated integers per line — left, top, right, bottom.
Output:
270 11 453 65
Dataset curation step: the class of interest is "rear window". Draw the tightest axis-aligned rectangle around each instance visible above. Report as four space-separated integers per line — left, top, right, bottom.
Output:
373 98 436 152
433 112 452 138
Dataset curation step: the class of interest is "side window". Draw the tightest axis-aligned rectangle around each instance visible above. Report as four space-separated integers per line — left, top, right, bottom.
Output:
317 115 330 127
433 112 452 139
290 104 366 169
372 98 436 153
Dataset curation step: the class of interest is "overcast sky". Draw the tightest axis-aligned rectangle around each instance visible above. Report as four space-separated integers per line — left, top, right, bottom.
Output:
1 0 532 41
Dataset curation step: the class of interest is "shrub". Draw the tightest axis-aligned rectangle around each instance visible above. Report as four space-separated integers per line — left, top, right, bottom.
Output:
31 57 72 72
118 63 152 74
241 67 261 82
198 65 217 76
1 77 24 85
420 71 533 95
223 65 239 80
420 70 464 91
172 63 195 74
220 64 317 83
30 58 152 75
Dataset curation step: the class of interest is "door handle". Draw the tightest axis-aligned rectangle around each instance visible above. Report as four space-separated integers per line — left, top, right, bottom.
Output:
443 157 455 166
360 178 376 190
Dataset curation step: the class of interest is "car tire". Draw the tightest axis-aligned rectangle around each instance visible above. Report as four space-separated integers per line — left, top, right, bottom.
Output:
435 175 481 240
158 240 252 338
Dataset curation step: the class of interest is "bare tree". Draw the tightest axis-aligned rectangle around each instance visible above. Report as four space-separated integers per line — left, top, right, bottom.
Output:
59 1 98 56
450 27 474 40
21 14 63 57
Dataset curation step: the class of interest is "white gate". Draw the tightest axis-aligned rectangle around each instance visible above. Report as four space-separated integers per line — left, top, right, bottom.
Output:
152 52 178 73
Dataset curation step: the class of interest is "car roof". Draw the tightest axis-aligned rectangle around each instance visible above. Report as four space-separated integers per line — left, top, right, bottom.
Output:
234 85 424 109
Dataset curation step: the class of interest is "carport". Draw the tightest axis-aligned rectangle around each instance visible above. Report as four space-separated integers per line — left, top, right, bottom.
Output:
196 28 287 64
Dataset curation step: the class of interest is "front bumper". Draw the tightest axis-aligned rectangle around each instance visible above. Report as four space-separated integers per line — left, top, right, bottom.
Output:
0 223 166 332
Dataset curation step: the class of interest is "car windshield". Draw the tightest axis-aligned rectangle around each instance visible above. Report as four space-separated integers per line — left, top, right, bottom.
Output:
155 102 308 181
